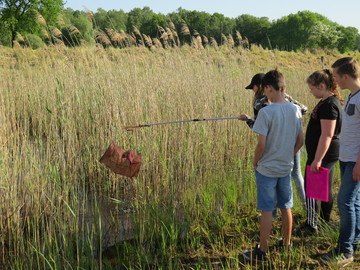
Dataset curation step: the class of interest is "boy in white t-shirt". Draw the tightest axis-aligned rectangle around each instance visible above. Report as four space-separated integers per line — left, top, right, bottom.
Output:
320 57 360 266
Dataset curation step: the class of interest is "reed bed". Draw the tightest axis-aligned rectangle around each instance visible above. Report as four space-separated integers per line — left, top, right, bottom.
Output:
0 45 358 269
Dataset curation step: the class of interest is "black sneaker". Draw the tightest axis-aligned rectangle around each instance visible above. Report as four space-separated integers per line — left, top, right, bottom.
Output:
243 244 267 263
294 222 317 237
319 247 354 266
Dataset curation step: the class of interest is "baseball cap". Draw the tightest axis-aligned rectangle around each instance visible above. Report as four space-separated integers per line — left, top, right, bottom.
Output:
245 73 265 89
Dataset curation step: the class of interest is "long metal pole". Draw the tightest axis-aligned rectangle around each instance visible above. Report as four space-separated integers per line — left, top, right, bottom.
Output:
124 116 240 130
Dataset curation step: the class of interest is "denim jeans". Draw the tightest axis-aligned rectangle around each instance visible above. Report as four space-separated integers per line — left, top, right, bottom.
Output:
292 151 306 203
338 161 360 255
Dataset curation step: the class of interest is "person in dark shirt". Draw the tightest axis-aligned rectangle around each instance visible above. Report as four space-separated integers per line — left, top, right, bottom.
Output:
296 69 343 236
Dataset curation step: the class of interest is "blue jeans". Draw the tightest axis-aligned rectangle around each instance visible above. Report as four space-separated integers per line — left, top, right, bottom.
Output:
255 170 293 211
292 151 306 203
338 161 360 255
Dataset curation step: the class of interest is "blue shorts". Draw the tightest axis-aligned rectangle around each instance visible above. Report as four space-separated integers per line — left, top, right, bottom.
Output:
255 170 293 211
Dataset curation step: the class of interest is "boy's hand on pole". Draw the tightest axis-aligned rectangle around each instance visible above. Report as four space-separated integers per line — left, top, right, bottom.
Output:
239 114 248 121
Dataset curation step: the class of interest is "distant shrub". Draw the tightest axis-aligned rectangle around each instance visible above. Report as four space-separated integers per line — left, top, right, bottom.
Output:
23 34 45 49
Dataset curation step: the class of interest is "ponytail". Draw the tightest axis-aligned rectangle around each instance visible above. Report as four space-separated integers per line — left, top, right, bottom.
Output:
307 69 343 105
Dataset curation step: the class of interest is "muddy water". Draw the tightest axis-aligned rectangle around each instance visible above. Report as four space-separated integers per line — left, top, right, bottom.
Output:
78 194 134 249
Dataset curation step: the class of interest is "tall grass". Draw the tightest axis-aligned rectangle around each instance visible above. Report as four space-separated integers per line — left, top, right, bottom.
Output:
0 45 358 269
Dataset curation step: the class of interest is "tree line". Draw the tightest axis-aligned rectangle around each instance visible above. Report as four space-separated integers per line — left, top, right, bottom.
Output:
1 1 359 52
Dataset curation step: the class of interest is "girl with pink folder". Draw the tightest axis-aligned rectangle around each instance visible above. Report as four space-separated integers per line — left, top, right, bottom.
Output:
295 70 343 236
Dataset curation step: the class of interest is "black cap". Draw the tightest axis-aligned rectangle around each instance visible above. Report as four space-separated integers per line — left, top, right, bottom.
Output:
245 73 265 89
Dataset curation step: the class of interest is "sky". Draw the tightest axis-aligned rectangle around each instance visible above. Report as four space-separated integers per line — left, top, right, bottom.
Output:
64 0 360 32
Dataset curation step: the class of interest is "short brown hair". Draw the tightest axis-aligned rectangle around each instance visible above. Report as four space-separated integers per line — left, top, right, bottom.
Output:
261 68 285 91
331 57 359 79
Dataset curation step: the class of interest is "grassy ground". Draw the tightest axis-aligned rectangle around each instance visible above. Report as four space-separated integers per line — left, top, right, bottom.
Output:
0 45 359 269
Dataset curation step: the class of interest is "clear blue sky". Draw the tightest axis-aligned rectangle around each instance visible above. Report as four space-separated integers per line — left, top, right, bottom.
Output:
64 0 360 31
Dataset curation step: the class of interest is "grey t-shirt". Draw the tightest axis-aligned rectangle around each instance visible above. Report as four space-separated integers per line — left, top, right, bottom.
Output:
253 102 303 177
340 90 360 162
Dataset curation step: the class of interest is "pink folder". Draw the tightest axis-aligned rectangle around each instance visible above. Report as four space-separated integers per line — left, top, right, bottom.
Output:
305 165 329 202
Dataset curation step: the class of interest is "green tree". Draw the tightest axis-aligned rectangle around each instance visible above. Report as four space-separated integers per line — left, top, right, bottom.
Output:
0 0 64 46
93 8 127 31
169 8 235 43
336 26 359 53
61 8 93 46
308 22 342 50
269 11 330 51
235 14 271 47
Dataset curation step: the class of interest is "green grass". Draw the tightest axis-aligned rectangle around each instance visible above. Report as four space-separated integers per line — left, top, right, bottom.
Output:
0 45 359 269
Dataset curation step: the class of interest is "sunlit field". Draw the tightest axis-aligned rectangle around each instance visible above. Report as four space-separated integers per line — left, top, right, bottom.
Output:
0 45 359 269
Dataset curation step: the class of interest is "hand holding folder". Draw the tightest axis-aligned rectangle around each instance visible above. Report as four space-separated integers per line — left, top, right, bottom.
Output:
305 165 329 202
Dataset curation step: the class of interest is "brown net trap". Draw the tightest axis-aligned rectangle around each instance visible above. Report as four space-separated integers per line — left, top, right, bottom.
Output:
99 142 142 178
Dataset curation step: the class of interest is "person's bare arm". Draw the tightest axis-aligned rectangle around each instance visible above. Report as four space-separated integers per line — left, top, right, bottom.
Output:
311 119 336 173
294 129 304 155
253 134 266 169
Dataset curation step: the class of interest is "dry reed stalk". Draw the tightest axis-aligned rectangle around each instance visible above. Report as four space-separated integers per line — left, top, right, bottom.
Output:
95 42 104 50
116 30 127 48
168 21 176 31
193 29 200 37
160 32 169 48
105 28 116 39
191 36 198 49
120 30 127 38
202 35 209 47
69 25 81 35
235 31 243 46
165 27 173 40
12 41 22 48
105 28 121 46
95 30 112 47
227 34 235 48
53 37 65 46
160 32 168 41
196 36 204 49
86 11 94 22
166 27 176 48
221 34 228 46
210 37 218 49
128 34 136 46
171 29 180 47
15 32 25 43
132 28 144 46
142 34 153 49
133 26 141 37
34 10 46 26
180 20 190 36
41 28 50 39
242 37 250 48
51 27 62 38
157 25 165 35
152 38 163 48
